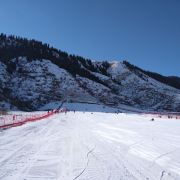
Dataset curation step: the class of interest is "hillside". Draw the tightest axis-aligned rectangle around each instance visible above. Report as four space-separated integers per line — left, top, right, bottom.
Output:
0 33 180 112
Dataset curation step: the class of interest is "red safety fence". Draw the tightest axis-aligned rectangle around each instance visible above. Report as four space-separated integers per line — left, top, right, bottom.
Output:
140 112 180 120
117 106 180 119
0 108 67 129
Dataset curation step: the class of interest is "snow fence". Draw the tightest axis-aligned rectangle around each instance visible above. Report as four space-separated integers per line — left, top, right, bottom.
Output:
0 109 66 129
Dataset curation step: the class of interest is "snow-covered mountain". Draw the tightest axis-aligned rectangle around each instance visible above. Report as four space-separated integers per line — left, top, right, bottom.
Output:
0 34 180 112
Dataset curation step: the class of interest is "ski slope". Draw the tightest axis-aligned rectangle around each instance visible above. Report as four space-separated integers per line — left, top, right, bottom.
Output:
0 111 180 180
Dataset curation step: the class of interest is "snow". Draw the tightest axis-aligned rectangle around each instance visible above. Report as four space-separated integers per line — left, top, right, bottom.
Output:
7 58 97 107
107 61 128 77
39 102 120 113
0 110 180 180
64 102 119 112
91 71 110 81
76 76 110 95
0 101 18 111
0 61 8 88
1 57 180 111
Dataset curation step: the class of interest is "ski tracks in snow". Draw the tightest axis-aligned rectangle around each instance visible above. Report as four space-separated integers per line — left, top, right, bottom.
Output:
0 112 180 180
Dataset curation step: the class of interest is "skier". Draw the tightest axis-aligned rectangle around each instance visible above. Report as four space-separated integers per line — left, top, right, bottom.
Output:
13 115 15 122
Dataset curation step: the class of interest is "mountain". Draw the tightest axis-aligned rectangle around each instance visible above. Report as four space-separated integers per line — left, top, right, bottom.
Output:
0 33 180 112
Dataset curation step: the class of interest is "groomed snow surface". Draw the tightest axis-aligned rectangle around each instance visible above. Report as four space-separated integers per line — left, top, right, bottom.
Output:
0 109 180 180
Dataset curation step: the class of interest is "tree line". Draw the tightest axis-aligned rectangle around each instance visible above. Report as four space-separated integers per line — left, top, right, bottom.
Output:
0 33 110 87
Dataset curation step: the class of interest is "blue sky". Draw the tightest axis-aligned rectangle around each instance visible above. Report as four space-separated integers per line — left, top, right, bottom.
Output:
0 0 180 76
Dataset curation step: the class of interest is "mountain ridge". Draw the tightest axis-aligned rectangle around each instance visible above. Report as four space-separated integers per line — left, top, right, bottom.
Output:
0 33 180 112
